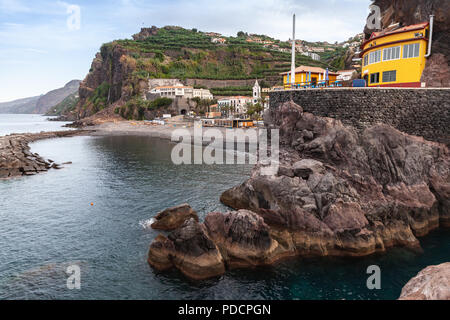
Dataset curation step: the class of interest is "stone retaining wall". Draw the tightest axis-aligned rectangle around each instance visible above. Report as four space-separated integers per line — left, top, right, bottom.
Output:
269 88 450 146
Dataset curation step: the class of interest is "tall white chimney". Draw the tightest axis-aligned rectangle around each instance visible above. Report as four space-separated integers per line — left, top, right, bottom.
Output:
291 14 296 86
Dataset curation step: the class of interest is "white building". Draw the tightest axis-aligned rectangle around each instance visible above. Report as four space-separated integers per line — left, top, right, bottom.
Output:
218 96 253 116
301 52 320 61
337 70 357 81
193 88 214 100
150 86 194 98
150 85 214 100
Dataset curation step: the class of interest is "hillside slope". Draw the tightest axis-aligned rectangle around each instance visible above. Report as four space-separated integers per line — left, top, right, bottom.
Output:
34 80 81 114
45 92 80 117
0 80 81 114
0 96 41 114
74 26 339 119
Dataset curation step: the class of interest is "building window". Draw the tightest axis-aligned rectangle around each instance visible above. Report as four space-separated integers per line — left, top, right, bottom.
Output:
370 73 380 84
382 70 397 82
363 55 368 66
369 50 381 64
383 46 400 61
403 43 420 58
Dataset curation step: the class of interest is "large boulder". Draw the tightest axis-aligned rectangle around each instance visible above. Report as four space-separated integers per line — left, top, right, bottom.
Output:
399 263 450 300
151 203 198 231
204 210 292 268
148 218 225 280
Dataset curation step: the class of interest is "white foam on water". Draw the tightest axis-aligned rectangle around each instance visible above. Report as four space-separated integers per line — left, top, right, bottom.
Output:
139 218 155 229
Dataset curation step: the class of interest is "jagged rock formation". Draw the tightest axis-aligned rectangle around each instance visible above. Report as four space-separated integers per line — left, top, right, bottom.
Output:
399 263 450 300
151 203 199 231
76 44 145 119
204 210 292 268
221 101 449 257
365 0 450 87
0 130 90 179
132 26 159 40
148 218 225 280
148 210 292 279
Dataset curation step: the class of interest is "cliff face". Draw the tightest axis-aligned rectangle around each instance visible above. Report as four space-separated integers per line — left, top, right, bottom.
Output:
365 0 450 86
76 44 145 119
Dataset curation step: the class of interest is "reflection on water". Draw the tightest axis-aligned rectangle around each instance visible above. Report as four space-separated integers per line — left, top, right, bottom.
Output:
0 134 448 300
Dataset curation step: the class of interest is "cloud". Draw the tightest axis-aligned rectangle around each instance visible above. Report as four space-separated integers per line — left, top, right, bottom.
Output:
110 0 368 42
0 0 372 102
0 0 31 13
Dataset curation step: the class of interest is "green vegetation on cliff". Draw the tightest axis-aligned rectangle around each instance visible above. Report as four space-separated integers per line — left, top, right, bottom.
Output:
45 92 79 116
111 26 332 81
115 97 174 120
76 26 348 119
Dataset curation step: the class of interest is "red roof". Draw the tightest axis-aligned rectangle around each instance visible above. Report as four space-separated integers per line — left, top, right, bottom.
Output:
280 65 339 76
361 22 429 49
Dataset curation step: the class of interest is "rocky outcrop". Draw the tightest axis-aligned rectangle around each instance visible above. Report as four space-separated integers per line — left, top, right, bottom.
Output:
148 218 225 280
75 43 146 119
0 130 91 179
221 101 449 257
148 209 293 279
365 0 450 87
399 263 450 300
147 101 449 280
151 203 199 231
204 210 292 268
132 26 159 41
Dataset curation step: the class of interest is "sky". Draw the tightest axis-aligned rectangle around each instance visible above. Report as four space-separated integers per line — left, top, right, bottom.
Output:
0 0 372 102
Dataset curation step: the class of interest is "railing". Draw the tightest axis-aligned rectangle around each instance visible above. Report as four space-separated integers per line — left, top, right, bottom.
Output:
283 80 343 90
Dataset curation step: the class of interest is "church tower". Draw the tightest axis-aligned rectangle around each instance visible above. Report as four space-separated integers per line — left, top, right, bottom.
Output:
253 79 261 104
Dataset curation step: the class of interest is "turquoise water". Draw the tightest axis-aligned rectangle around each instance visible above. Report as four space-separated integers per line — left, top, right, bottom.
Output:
0 116 448 300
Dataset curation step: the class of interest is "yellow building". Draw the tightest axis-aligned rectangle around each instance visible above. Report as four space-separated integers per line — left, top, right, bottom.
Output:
360 22 430 87
280 66 339 87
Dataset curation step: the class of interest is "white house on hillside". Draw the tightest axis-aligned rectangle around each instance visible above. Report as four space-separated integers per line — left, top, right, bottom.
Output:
193 88 214 100
150 86 213 100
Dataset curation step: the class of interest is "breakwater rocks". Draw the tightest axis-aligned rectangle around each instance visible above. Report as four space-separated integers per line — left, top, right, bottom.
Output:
0 130 91 179
399 263 450 300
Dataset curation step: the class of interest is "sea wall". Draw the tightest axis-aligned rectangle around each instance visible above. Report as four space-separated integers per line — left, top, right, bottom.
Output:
269 88 450 146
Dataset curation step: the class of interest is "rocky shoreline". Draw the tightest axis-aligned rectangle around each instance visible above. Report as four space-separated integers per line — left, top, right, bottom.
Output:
147 101 449 280
0 130 93 179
